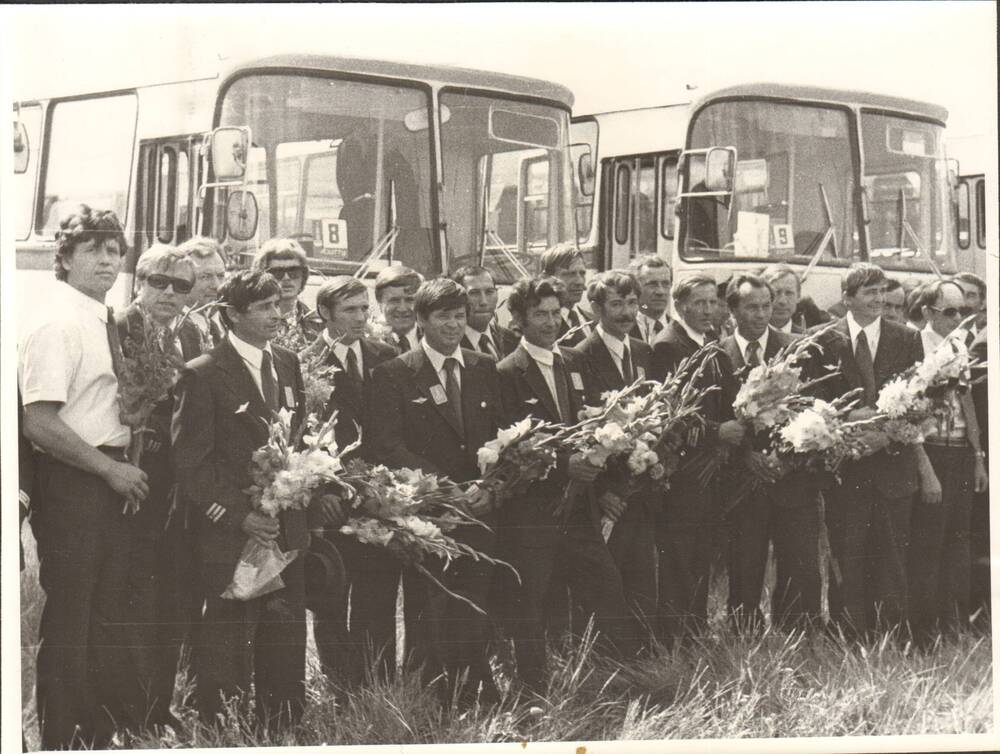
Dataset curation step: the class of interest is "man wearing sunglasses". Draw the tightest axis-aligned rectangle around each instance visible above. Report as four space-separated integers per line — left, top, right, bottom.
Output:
252 238 323 343
115 244 196 732
909 279 988 645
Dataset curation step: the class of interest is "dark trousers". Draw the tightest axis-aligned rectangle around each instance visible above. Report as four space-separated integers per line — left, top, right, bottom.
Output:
655 475 716 644
606 499 658 645
502 512 631 693
313 533 400 689
909 444 974 641
969 484 990 623
31 453 135 750
728 490 822 629
825 475 912 636
193 559 306 732
402 521 498 707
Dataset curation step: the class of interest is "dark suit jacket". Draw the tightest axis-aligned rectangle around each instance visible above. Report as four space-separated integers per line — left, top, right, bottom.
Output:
461 323 519 360
628 314 672 345
557 306 592 348
177 315 221 361
300 335 398 450
814 316 924 497
172 338 307 570
970 327 988 455
570 330 652 404
496 343 590 542
365 346 502 485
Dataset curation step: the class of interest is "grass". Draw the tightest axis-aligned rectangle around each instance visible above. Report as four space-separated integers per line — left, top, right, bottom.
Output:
20 526 993 749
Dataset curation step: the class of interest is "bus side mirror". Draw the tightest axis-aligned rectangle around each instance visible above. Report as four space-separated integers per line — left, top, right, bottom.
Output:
704 147 734 192
572 144 595 197
13 120 29 174
209 127 250 182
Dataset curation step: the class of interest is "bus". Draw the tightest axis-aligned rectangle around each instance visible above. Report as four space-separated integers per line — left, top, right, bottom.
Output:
573 83 962 310
12 53 579 311
947 133 992 279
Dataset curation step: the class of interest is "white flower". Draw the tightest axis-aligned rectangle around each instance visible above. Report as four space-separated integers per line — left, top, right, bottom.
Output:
595 422 628 450
780 404 838 453
477 441 502 473
393 515 442 540
875 379 914 418
497 417 532 448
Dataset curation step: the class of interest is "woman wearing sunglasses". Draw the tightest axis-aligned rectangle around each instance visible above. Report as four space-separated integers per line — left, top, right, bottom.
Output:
252 238 324 347
114 243 196 734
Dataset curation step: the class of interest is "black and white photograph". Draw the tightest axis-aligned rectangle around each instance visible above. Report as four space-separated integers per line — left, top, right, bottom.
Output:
2 2 997 751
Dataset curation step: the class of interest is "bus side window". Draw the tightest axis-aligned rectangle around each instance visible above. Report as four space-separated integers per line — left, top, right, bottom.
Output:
41 93 138 237
660 157 678 240
14 104 42 242
156 147 178 243
974 179 986 251
636 156 656 255
613 162 631 246
956 180 970 250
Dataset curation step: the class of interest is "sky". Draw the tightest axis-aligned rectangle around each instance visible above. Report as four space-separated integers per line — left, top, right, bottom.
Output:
2 1 996 150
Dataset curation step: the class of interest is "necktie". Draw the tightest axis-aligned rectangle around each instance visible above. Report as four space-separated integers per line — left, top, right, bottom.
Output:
855 330 877 407
745 340 761 368
396 332 411 353
552 353 572 424
345 345 363 383
443 357 464 432
105 307 124 379
652 319 665 340
479 332 497 359
260 350 279 412
621 344 635 383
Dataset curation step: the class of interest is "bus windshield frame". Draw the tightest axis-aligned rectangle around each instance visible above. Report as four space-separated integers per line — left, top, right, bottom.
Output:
212 70 438 276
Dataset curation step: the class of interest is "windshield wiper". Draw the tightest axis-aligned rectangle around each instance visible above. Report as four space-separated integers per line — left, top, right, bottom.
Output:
799 182 838 284
354 225 400 279
896 188 944 278
484 228 530 279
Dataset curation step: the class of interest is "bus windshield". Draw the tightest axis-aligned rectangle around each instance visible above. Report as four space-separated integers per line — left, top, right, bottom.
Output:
861 112 954 273
680 100 859 265
438 91 576 284
217 74 435 275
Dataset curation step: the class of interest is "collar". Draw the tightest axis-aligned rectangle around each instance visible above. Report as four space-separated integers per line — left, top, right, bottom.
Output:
734 327 769 361
777 319 793 335
228 330 273 369
396 326 419 349
521 337 555 367
678 317 707 347
921 324 946 352
465 324 494 348
421 338 464 373
596 323 628 360
637 309 670 331
329 333 362 366
846 311 881 346
60 280 109 322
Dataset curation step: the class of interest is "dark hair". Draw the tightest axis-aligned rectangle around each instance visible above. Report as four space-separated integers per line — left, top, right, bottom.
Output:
917 279 966 311
672 273 717 304
841 262 886 297
507 276 565 321
952 272 986 300
627 254 670 277
374 265 423 301
884 277 903 293
449 265 494 288
252 238 309 293
217 269 281 330
761 263 800 293
414 278 468 319
315 276 368 321
587 270 642 308
725 273 773 310
538 242 584 276
54 205 127 281
905 283 928 323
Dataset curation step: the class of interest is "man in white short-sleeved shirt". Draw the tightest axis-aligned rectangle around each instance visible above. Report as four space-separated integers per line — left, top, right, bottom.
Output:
18 206 148 750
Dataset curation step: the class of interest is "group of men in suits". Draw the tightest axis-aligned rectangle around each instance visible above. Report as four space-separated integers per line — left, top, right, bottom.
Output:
18 203 990 748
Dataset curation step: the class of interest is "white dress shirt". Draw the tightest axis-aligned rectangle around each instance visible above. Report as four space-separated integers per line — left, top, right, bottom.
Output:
733 327 771 365
846 312 881 360
562 303 593 336
18 281 130 448
395 326 420 352
921 325 967 440
596 324 631 379
635 310 671 344
776 320 794 335
521 337 561 410
421 339 464 389
465 324 498 356
323 330 365 376
229 331 278 400
678 317 708 348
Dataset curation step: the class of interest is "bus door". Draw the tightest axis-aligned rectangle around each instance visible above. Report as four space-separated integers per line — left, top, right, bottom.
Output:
954 174 987 277
135 136 200 256
602 152 679 270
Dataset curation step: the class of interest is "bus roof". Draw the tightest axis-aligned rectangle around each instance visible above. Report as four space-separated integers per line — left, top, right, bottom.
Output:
575 104 690 158
220 54 575 109
691 82 948 124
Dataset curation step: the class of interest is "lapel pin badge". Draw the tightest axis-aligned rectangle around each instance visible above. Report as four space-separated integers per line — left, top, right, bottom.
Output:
429 384 448 405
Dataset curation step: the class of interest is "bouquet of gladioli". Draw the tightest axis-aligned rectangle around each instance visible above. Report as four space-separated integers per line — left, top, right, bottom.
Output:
477 417 562 499
732 323 840 433
337 460 516 614
297 342 342 417
224 408 355 601
774 390 870 475
873 333 973 445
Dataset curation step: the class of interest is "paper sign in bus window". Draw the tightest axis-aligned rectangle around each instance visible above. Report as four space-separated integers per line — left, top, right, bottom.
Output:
320 219 348 256
772 224 794 250
735 211 770 257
